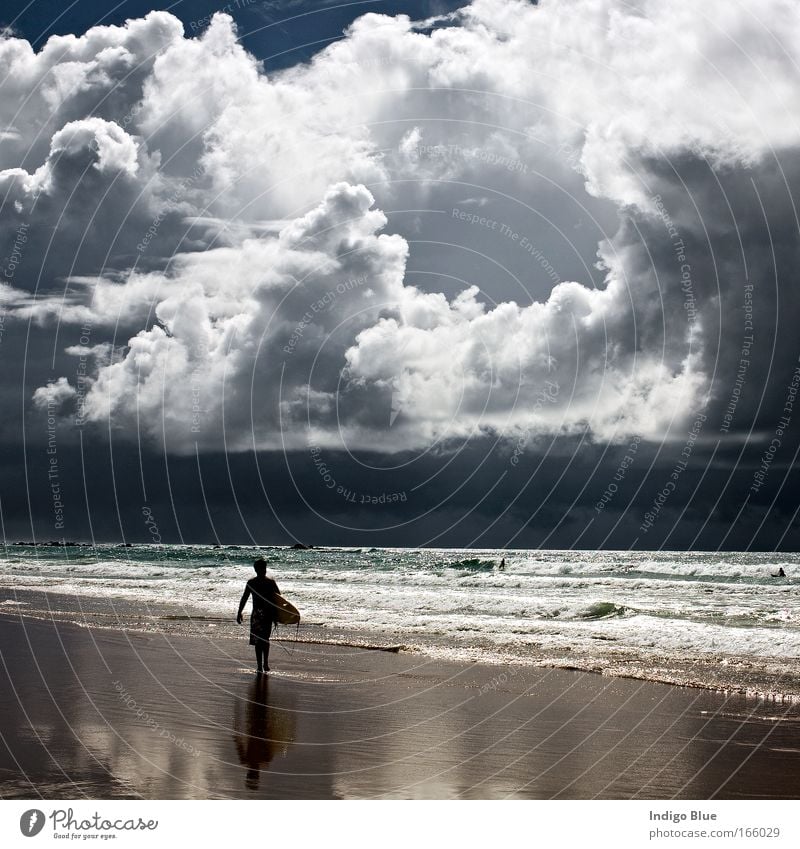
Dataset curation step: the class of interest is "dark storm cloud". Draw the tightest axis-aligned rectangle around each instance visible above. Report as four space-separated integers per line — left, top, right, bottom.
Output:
3 0 800 548
629 150 800 436
4 432 800 550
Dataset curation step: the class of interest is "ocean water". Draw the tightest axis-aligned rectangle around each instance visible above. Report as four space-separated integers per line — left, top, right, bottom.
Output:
1 545 799 695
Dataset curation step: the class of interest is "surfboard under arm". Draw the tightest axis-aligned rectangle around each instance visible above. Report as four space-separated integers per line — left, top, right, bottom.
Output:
272 593 300 626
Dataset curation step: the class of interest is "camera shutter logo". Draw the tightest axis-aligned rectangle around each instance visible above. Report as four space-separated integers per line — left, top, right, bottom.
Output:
20 810 46 837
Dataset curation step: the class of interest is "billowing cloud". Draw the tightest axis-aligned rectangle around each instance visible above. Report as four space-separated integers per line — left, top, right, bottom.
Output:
5 0 800 454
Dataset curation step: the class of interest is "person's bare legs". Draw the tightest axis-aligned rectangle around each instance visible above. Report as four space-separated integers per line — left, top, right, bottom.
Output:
255 644 264 673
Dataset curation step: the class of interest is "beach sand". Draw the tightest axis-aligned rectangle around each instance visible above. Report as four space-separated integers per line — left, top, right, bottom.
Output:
1 611 799 800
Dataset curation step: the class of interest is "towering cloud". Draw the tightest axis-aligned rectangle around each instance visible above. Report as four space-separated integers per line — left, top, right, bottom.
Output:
2 0 797 455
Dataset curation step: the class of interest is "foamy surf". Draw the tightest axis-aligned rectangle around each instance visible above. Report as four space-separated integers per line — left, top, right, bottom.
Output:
1 545 799 697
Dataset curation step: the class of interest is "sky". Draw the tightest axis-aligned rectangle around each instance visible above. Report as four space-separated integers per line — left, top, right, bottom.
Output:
2 0 800 549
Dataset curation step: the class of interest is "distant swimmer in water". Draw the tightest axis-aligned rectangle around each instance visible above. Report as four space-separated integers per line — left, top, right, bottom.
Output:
772 567 786 578
499 557 506 570
237 558 281 673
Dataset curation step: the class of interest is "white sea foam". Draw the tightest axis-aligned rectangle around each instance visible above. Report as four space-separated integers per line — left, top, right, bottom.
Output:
1 546 798 690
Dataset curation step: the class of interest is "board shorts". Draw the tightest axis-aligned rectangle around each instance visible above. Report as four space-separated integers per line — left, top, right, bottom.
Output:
249 608 273 646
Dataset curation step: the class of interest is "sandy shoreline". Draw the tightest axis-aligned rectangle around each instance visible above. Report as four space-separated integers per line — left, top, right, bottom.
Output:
2 611 800 799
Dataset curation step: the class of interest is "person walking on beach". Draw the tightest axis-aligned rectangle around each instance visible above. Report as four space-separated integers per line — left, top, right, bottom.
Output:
237 558 280 673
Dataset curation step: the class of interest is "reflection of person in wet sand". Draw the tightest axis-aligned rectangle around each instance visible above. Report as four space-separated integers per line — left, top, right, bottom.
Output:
237 558 280 673
232 677 296 791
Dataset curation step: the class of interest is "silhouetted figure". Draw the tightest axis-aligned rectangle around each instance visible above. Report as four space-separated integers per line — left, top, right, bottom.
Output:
773 567 786 578
237 558 280 673
499 557 506 571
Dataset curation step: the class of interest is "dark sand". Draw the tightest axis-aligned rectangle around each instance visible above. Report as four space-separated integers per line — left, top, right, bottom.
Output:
1 612 800 799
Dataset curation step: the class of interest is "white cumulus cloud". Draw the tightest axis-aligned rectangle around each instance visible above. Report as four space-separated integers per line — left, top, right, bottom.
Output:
2 0 796 453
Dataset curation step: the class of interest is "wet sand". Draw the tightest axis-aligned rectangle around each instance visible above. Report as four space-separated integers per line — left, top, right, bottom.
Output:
1 612 800 799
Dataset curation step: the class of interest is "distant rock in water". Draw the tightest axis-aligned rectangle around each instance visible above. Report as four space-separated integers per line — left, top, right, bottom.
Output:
15 540 91 547
290 542 312 550
447 558 495 571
